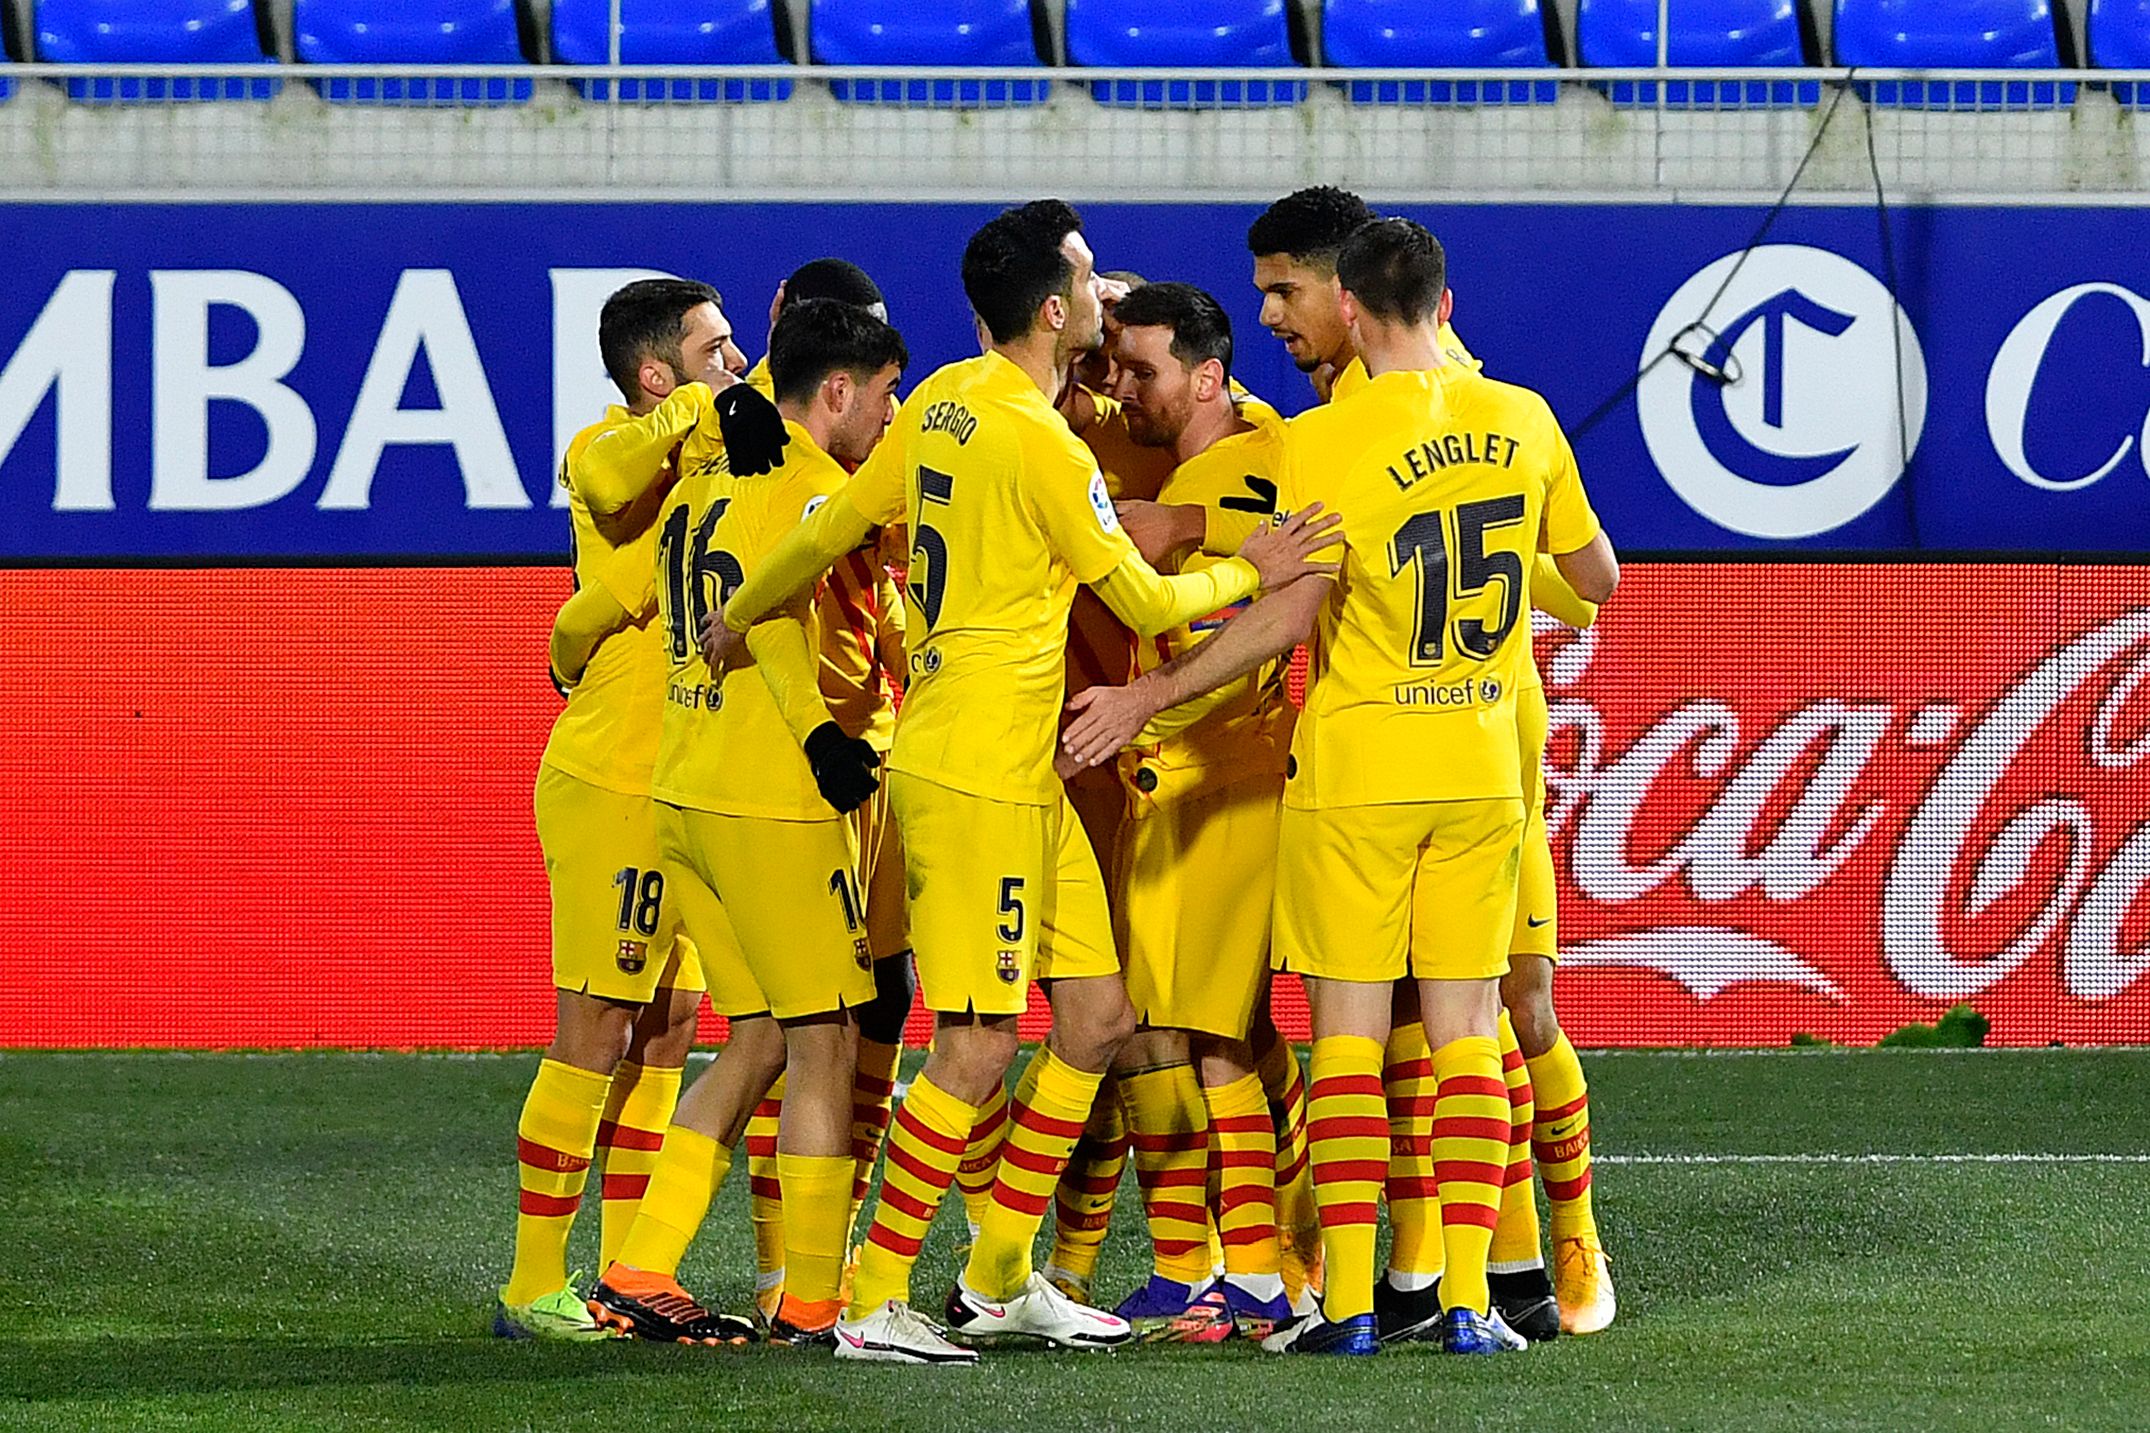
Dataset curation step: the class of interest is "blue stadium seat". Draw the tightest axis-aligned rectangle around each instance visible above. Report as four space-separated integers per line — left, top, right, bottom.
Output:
552 0 791 102
1577 0 1818 107
35 0 279 103
812 0 1048 107
2090 0 2150 106
1066 0 1305 109
1834 0 2073 109
294 0 532 105
1322 0 1555 105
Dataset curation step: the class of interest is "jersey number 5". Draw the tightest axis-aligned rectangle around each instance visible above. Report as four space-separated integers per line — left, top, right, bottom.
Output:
907 465 955 631
659 498 747 663
1388 494 1526 666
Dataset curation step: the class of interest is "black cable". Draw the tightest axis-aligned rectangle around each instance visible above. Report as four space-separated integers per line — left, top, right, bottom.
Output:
1570 71 1860 440
1861 81 1914 537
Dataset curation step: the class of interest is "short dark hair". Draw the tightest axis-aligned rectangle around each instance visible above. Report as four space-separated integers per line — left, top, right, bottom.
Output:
598 277 722 400
1337 218 1447 325
767 298 908 407
963 199 1084 344
779 258 886 316
1246 187 1375 271
1112 281 1233 379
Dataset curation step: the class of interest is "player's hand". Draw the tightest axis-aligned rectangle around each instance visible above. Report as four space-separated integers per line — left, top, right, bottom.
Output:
714 384 789 476
803 721 882 814
699 604 747 676
1116 500 1205 567
1061 682 1161 770
1097 275 1132 312
1237 503 1343 591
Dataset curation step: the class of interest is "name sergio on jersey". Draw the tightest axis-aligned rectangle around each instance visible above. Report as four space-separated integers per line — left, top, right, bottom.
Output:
917 400 978 446
1386 430 1521 493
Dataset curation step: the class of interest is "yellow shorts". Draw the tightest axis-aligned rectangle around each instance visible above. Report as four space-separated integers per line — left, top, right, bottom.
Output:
1511 681 1558 961
656 802 875 1022
534 765 705 1003
1272 796 1524 985
890 771 1120 1018
853 777 911 962
1115 773 1282 1040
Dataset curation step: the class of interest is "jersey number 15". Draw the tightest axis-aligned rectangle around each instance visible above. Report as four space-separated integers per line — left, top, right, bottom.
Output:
1388 494 1526 666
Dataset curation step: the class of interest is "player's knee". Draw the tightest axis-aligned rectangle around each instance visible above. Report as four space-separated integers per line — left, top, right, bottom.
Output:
1501 959 1561 1057
547 992 636 1072
727 1014 789 1086
1053 982 1137 1071
623 989 700 1069
855 953 916 1046
926 1018 1020 1103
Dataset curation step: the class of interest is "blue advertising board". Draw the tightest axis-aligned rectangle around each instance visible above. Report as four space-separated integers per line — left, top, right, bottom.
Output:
0 201 2145 558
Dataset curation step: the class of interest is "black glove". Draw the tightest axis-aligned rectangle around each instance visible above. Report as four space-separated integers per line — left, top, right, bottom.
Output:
803 721 881 814
713 383 789 476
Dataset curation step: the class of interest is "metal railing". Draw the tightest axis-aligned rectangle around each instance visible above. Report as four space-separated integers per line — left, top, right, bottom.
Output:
0 63 2143 202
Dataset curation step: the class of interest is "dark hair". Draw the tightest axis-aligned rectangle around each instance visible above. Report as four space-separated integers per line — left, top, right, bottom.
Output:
963 199 1084 344
1246 186 1375 272
767 298 909 407
1111 281 1233 379
1336 218 1448 325
598 277 723 400
779 258 886 315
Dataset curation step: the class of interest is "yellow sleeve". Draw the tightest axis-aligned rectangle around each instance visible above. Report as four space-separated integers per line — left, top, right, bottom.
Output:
1275 419 1346 570
1532 553 1599 629
747 599 836 744
844 397 912 527
1090 551 1259 639
723 493 874 634
571 383 714 516
1201 505 1266 557
1541 417 1602 556
1134 677 1246 748
1029 440 1140 584
549 582 630 688
875 570 909 679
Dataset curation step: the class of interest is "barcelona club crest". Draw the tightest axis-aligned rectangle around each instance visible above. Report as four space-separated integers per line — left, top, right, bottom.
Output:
996 949 1022 984
616 939 648 975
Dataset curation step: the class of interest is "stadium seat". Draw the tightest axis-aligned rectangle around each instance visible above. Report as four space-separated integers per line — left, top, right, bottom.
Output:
35 0 280 103
1065 0 1305 110
1833 0 2074 109
2090 0 2150 106
1322 0 1556 105
552 0 791 102
812 0 1048 107
1577 0 1819 107
294 0 532 105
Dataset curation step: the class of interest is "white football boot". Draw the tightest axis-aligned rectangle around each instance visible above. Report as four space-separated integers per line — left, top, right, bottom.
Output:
832 1299 979 1365
945 1271 1132 1350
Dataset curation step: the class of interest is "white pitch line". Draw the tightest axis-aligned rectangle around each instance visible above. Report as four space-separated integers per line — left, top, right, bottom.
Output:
1600 1153 2150 1165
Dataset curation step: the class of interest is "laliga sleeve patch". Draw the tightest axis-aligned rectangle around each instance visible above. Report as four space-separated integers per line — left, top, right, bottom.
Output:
1087 470 1120 533
803 494 829 523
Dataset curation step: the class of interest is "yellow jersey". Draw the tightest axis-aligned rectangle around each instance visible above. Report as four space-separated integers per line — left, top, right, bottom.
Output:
651 420 850 821
1279 362 1600 810
1125 408 1296 800
1329 323 1479 402
539 408 675 797
838 351 1156 806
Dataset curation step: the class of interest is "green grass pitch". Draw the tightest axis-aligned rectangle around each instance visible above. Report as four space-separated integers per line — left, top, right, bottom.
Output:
4 1048 2146 1431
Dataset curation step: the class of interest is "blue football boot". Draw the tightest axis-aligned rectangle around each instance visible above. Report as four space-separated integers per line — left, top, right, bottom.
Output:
1260 1310 1380 1356
1113 1275 1229 1343
1439 1304 1529 1355
1219 1278 1294 1342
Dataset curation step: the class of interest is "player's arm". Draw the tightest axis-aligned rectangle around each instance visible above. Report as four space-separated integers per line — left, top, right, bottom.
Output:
1554 532 1618 606
750 594 883 814
1540 418 1618 606
549 582 632 689
1532 552 1600 629
1113 499 1206 567
1090 504 1338 635
1064 574 1328 768
572 383 714 516
1132 670 1250 748
873 571 909 684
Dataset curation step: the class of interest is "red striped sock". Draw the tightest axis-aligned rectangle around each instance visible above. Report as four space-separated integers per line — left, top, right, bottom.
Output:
1307 1036 1386 1323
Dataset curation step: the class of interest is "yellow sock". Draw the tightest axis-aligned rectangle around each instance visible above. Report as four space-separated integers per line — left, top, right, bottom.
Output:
775 1152 855 1311
852 1074 976 1311
1527 1032 1599 1244
849 1041 901 1237
596 1061 682 1271
956 1084 1010 1231
504 1058 611 1305
746 1077 786 1303
1204 1073 1280 1279
1047 1089 1127 1285
1488 1012 1544 1271
965 1047 1103 1300
613 1124 733 1279
1257 1039 1321 1300
1431 1035 1507 1316
1121 1064 1213 1286
1381 1022 1442 1289
1307 1036 1386 1323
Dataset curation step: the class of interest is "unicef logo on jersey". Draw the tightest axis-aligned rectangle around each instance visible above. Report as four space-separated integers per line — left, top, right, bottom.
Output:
1637 245 1928 540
